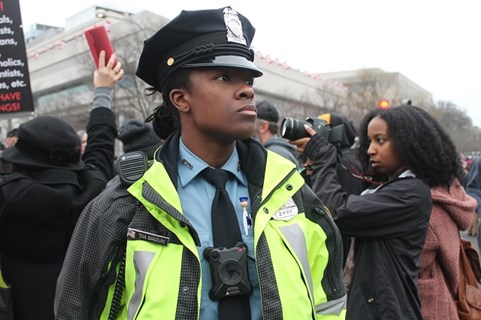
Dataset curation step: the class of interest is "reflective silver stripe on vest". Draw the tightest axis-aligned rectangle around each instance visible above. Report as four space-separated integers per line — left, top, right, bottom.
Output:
278 224 313 297
315 295 347 316
128 251 155 320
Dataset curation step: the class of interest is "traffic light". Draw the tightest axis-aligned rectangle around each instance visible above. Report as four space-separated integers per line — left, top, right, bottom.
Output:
378 99 390 109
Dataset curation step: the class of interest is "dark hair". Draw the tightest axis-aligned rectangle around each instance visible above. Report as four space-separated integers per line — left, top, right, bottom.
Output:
145 68 192 140
358 105 462 188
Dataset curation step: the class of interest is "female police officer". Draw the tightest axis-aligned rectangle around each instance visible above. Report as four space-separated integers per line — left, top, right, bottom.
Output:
55 7 346 320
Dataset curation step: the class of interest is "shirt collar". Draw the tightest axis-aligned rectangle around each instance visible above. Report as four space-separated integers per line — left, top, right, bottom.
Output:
178 138 246 187
399 169 415 178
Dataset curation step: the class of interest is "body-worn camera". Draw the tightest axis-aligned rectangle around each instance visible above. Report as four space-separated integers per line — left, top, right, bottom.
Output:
281 116 350 146
204 242 252 300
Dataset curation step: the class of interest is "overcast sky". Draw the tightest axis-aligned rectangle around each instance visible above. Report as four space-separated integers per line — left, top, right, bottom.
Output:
18 0 481 126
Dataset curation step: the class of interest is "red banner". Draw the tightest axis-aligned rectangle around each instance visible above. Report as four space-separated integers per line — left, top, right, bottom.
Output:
0 0 34 118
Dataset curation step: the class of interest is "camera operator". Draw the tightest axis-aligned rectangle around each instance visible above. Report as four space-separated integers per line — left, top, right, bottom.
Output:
289 106 448 319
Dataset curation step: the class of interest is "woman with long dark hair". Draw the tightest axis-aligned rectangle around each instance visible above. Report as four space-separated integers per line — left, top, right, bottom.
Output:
290 105 467 319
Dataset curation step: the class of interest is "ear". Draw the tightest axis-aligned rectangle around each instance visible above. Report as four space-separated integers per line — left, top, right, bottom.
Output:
258 120 269 133
170 89 190 113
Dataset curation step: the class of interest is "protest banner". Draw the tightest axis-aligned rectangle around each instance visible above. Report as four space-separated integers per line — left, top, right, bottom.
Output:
0 0 34 119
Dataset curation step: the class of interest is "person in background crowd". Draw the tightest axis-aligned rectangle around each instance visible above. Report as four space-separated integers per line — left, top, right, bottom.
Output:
411 106 477 320
1 129 23 172
77 129 88 156
254 100 301 169
0 142 6 171
55 7 346 319
460 153 474 187
291 105 437 319
117 119 163 160
4 128 18 148
466 156 481 246
0 51 122 320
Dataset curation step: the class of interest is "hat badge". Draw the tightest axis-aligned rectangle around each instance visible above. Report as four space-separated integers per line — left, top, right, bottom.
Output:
223 7 246 45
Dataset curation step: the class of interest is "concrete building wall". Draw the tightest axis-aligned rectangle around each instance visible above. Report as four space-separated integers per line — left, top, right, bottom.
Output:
321 68 433 107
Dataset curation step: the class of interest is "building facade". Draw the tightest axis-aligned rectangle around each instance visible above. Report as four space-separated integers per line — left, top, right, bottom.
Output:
1 6 434 151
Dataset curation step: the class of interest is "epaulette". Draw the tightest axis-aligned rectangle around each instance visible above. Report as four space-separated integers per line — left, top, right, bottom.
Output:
115 151 150 187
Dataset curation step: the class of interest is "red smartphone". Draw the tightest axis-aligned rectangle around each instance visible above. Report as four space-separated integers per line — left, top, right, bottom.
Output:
84 26 116 68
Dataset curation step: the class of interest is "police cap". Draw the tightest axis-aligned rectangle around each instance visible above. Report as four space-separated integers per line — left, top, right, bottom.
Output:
136 7 263 90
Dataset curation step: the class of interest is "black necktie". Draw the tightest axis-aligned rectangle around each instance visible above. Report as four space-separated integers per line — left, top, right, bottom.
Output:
202 167 251 320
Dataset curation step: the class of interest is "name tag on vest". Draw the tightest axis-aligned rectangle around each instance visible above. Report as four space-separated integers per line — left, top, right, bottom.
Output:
127 228 170 246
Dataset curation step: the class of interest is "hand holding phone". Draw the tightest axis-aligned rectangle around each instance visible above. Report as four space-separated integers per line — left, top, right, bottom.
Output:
84 26 116 68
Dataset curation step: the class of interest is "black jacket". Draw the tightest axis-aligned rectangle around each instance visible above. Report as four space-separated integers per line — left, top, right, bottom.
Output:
0 104 116 320
305 133 431 320
306 144 366 268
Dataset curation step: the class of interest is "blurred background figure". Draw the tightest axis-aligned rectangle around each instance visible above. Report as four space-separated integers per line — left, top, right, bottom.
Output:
254 100 301 168
76 130 88 157
0 128 19 162
466 156 481 245
4 128 19 148
117 119 162 160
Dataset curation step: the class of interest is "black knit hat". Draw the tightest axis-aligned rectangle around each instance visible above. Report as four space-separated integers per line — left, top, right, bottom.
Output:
2 116 84 170
256 100 279 123
136 6 263 90
117 120 162 158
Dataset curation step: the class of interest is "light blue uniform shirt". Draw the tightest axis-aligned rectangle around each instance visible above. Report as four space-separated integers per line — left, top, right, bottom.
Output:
177 139 261 320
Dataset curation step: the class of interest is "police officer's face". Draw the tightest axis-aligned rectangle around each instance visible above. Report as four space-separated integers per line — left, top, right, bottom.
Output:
178 67 257 142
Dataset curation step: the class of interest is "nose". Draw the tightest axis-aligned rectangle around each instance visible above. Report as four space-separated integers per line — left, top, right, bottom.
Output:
238 83 255 100
367 142 375 156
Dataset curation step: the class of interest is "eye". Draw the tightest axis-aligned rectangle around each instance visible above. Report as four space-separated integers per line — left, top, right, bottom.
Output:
245 78 254 86
216 74 230 82
376 137 385 144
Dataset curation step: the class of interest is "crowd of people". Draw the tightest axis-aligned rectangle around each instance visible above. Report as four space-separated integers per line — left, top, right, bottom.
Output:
0 5 480 320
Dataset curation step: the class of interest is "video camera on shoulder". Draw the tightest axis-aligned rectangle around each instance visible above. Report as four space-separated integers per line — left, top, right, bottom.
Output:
280 116 350 146
204 242 252 300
